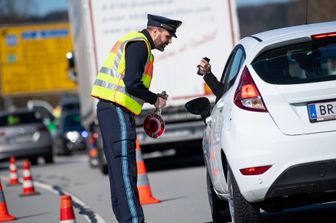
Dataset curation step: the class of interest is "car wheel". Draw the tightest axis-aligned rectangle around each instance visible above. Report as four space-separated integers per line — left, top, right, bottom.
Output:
44 153 54 164
98 148 108 175
227 167 260 223
97 146 108 175
30 157 38 165
57 146 71 156
206 172 231 222
100 162 108 175
54 138 71 156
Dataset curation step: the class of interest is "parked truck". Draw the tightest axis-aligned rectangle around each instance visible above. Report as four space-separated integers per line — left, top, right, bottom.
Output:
67 0 240 174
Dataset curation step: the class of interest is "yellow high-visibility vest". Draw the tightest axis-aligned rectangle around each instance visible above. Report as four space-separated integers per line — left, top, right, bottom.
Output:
91 32 154 115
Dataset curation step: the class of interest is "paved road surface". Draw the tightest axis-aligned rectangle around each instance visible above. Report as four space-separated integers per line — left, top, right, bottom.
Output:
0 154 335 223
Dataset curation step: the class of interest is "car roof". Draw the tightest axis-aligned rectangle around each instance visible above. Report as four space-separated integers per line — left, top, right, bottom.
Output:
251 21 336 43
237 21 336 61
62 109 80 116
61 97 79 105
60 93 79 105
0 109 36 117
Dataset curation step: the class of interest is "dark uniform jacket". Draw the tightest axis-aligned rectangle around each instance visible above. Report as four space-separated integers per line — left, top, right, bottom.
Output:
124 29 158 105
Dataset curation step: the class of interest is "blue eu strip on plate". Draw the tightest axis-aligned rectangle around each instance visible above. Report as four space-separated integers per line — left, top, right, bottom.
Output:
308 104 317 121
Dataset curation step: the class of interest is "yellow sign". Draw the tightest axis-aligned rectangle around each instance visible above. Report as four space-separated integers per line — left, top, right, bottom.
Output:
0 23 76 96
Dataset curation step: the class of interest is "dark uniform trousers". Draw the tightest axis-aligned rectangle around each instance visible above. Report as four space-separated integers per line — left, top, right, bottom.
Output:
97 100 145 223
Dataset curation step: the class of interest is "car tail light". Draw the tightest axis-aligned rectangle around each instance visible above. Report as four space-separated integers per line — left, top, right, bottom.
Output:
93 132 99 140
311 32 336 39
89 148 98 158
240 165 272 175
89 137 95 144
234 67 267 112
38 126 48 132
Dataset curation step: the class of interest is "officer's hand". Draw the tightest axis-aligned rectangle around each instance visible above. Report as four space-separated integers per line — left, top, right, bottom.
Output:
157 91 168 100
197 59 212 76
154 96 167 109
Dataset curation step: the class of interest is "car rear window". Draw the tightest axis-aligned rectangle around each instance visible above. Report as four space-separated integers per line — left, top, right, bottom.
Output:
251 38 336 84
62 102 80 112
64 114 81 128
0 112 42 127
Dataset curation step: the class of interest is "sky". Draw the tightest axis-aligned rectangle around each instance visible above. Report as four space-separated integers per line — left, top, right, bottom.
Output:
30 0 67 16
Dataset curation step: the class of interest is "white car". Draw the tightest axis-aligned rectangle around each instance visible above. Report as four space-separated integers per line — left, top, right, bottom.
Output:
186 21 336 223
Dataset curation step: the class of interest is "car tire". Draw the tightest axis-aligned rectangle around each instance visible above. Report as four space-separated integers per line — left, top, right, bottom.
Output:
54 138 71 156
30 157 38 165
97 149 108 175
206 172 231 222
98 147 108 175
100 162 108 175
227 167 260 223
44 152 54 164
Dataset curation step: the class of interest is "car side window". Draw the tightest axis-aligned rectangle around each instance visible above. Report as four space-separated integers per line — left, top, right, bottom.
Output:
220 46 246 91
220 51 235 84
227 48 245 88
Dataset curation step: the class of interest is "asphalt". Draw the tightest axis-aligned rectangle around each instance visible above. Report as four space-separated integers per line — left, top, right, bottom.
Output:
0 174 88 223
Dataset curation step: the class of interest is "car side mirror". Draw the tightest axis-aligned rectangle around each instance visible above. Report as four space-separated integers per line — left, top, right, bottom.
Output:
185 97 211 122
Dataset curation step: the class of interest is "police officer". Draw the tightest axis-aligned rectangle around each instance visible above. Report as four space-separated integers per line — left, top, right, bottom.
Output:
91 14 182 223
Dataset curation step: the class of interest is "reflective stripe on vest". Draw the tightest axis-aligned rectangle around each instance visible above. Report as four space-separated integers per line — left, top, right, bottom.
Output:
91 32 154 115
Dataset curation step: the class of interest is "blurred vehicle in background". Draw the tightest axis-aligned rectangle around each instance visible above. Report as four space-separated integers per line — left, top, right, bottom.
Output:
27 100 58 138
59 93 80 115
54 110 88 156
68 0 240 174
87 131 100 168
66 51 77 82
0 109 54 164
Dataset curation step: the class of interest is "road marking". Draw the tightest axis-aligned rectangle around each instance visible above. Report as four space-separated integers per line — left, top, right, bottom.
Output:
1 176 106 223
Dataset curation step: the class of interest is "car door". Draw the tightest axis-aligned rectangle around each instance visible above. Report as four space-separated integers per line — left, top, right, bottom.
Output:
206 46 246 193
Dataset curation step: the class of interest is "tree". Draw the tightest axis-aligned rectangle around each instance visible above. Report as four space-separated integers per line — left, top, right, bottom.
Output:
0 0 37 24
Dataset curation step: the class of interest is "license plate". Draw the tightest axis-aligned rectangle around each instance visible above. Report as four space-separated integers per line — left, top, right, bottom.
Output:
308 100 336 123
10 135 32 143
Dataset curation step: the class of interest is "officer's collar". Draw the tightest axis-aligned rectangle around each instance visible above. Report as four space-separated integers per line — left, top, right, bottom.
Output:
141 29 155 50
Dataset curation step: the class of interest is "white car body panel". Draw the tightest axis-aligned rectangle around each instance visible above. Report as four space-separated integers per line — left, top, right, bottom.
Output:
203 21 336 205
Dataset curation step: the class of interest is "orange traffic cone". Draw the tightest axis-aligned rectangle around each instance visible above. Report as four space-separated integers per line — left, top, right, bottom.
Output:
0 179 16 222
136 138 160 205
7 156 20 186
60 195 76 223
20 160 40 196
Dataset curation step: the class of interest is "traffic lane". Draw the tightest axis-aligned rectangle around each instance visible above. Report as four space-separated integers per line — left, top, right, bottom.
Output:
2 180 88 223
143 165 212 223
144 155 336 223
261 202 336 223
145 155 336 223
202 202 336 223
21 155 115 222
2 154 335 223
26 154 211 223
0 157 105 223
2 153 211 222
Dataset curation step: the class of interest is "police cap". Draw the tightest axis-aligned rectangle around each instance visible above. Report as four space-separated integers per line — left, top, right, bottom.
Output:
147 14 182 37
